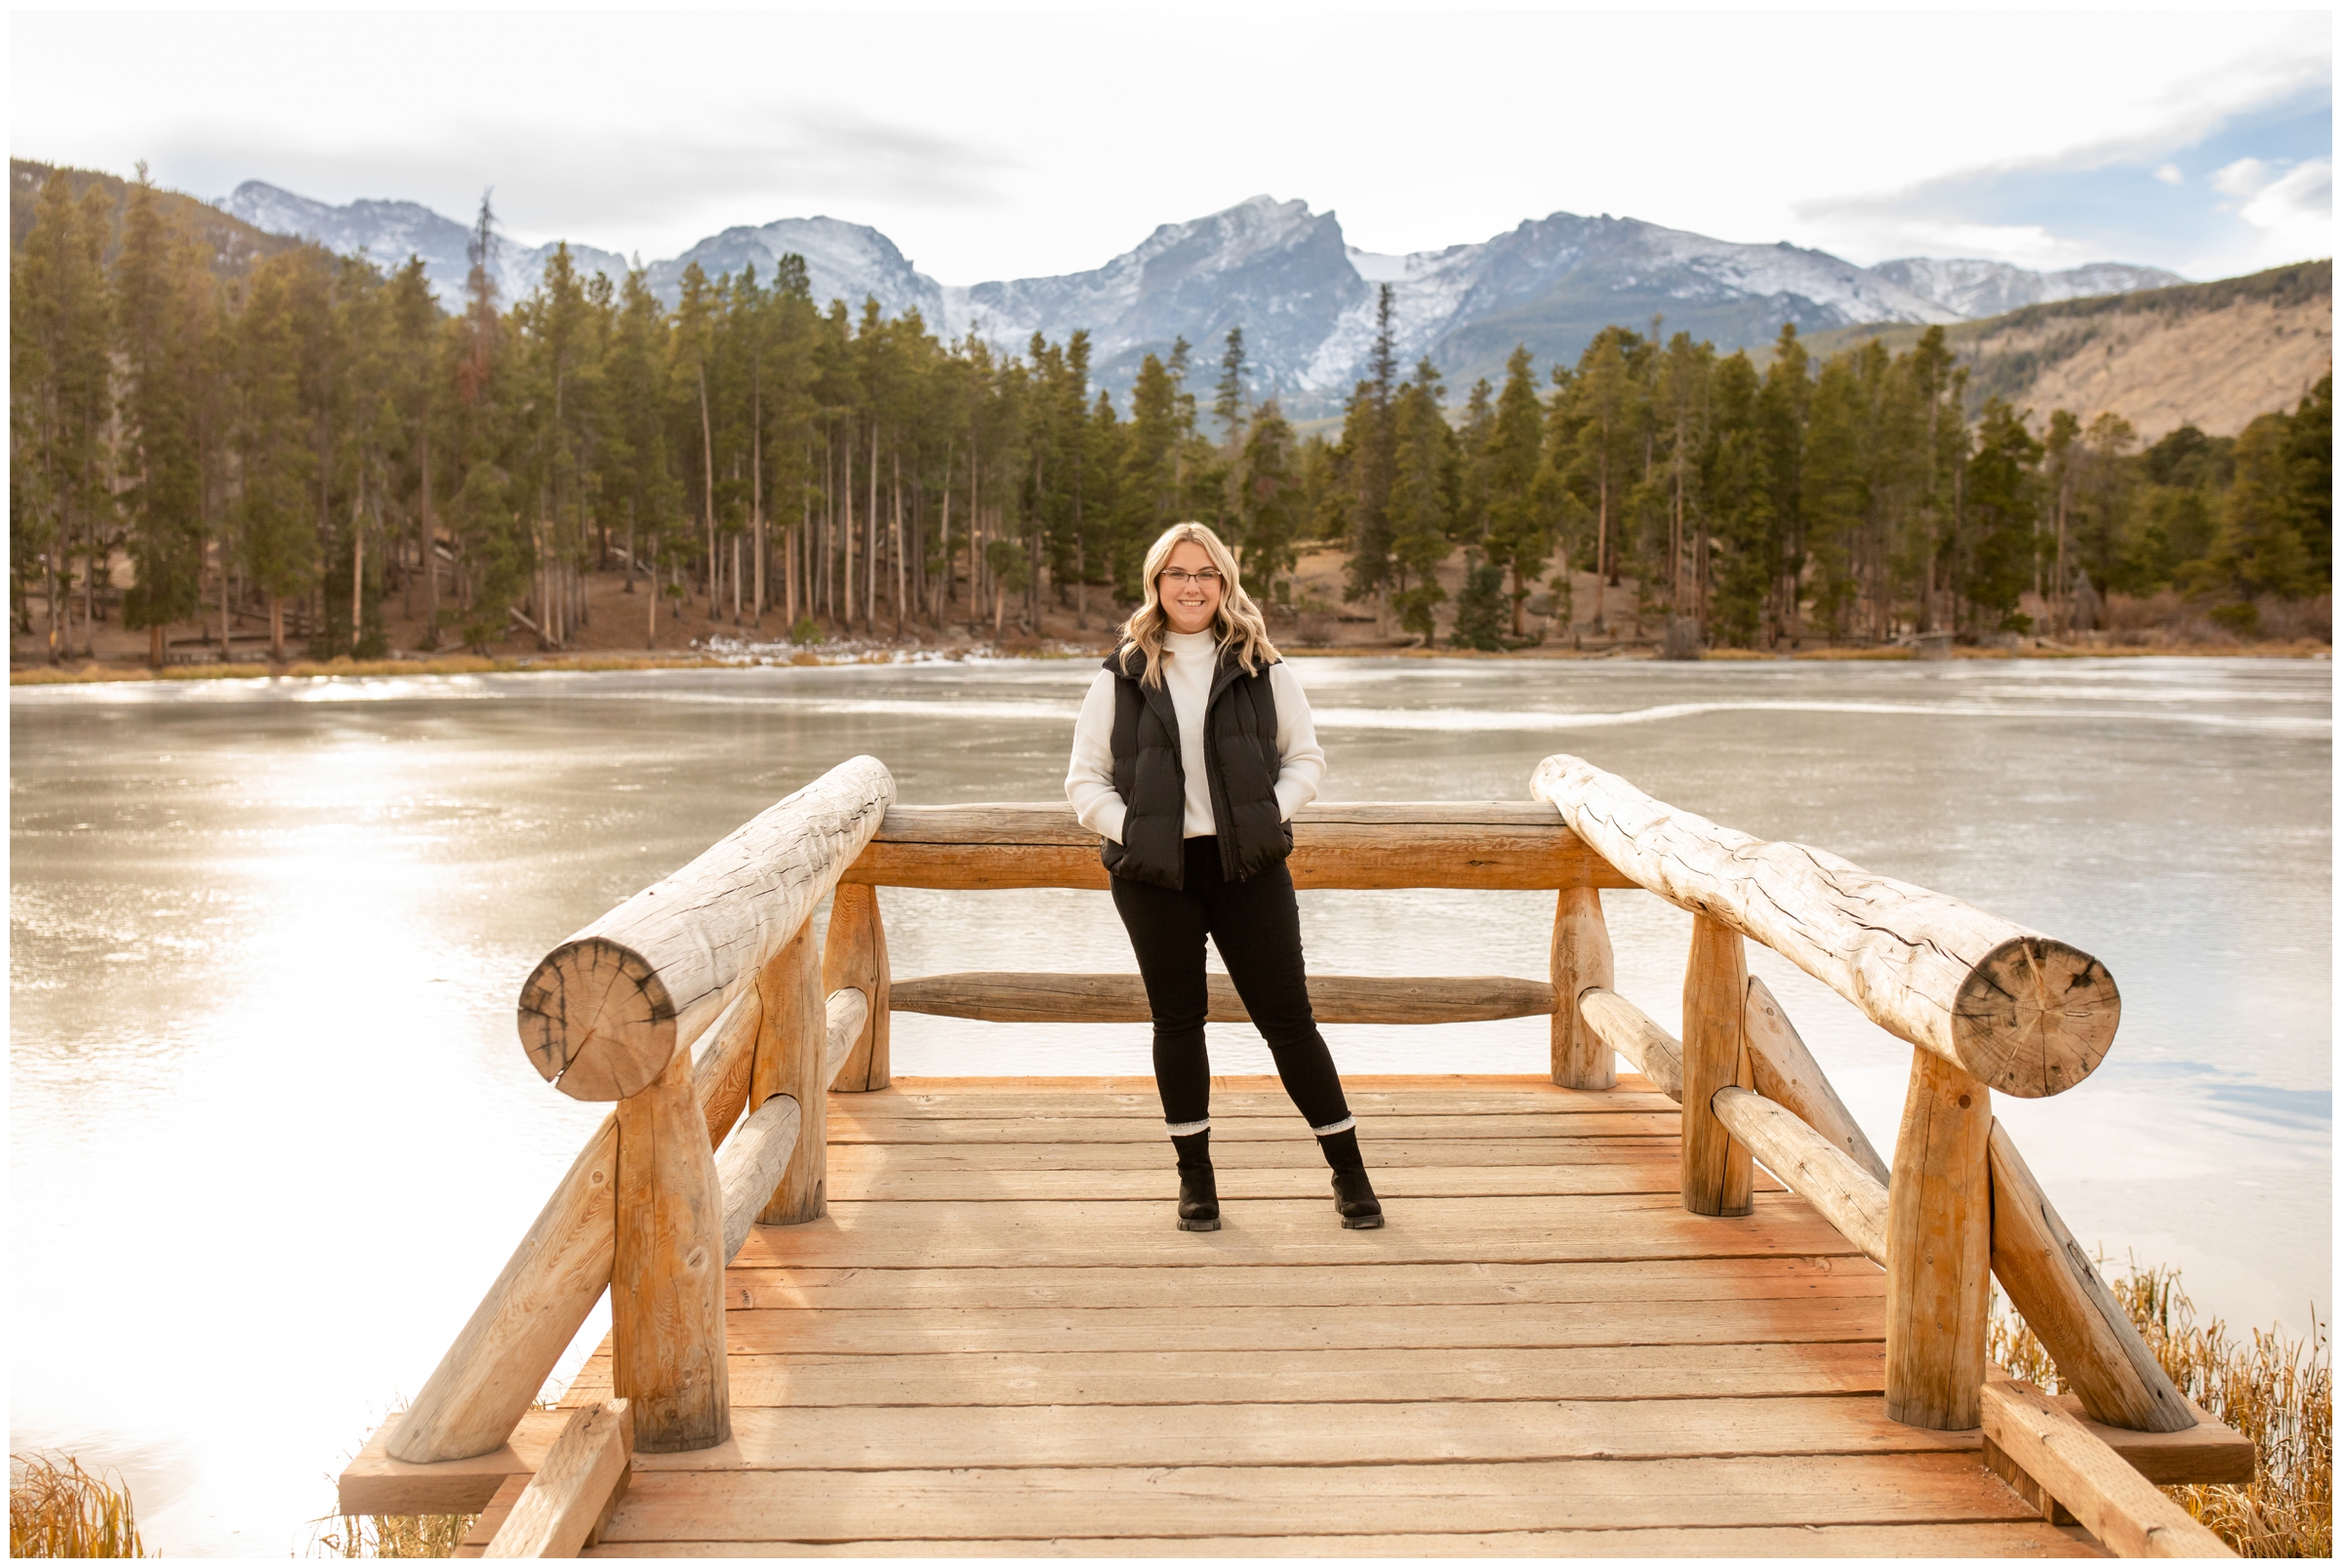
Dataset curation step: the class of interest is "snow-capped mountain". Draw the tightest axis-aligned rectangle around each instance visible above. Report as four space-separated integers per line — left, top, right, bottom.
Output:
218 181 626 308
646 217 946 325
213 181 2187 417
941 197 1368 399
1870 258 2186 319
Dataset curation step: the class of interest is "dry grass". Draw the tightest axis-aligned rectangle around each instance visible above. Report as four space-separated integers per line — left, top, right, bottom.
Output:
1991 1261 2332 1556
310 1510 477 1558
9 1454 144 1557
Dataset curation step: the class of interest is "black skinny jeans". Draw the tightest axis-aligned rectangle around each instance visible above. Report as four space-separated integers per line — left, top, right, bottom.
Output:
1110 836 1353 1134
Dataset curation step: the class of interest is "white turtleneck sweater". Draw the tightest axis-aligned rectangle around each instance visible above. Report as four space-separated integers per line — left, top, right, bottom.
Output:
1065 629 1326 844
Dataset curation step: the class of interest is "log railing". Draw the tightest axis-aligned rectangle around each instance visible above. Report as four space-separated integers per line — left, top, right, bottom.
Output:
385 749 2239 1557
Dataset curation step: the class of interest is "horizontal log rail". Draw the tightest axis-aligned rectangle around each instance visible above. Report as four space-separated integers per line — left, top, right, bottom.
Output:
892 972 1555 1025
1534 753 2119 1100
843 802 1635 891
518 756 894 1103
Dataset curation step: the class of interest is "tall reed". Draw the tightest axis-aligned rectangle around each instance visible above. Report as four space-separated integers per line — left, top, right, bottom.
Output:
310 1510 477 1557
9 1454 144 1558
1990 1261 2332 1557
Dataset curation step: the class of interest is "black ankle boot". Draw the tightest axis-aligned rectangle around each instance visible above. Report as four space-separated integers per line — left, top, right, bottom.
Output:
1171 1129 1220 1232
1316 1126 1383 1229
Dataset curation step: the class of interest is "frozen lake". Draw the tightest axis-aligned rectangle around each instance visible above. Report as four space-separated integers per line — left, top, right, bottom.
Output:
10 654 2330 1553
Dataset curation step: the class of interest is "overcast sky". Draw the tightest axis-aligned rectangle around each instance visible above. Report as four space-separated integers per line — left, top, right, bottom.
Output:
11 7 2332 284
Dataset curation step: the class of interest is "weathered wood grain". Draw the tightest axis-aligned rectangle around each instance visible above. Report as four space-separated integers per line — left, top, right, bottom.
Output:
1885 1052 1992 1431
517 755 892 1102
1990 1123 2197 1432
1534 754 2120 1099
481 1399 633 1558
580 1521 2103 1556
1681 916 1755 1217
748 920 826 1226
1713 1087 1889 1266
719 1256 1881 1312
726 1192 1868 1270
716 1096 800 1265
343 1410 570 1515
833 1086 1679 1119
822 884 890 1091
1979 1379 2234 1556
840 802 1637 891
1577 988 1684 1102
889 971 1557 1025
614 1047 731 1454
569 1340 1897 1410
821 1141 1674 1179
825 1111 1683 1144
586 1452 2041 1544
581 1395 1975 1473
822 988 868 1087
688 988 762 1151
1744 976 1891 1185
710 1297 1886 1356
1551 887 1618 1088
816 1158 1760 1202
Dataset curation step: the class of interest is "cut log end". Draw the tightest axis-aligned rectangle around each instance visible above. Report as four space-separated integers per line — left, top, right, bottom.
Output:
517 938 678 1103
1954 938 2120 1100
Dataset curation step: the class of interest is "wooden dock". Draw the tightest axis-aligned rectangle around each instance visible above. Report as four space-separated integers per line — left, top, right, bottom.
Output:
449 1073 2104 1556
347 761 2253 1558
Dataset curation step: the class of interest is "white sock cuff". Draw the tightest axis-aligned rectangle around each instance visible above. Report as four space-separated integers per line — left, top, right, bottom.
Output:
1165 1119 1210 1138
1312 1115 1357 1137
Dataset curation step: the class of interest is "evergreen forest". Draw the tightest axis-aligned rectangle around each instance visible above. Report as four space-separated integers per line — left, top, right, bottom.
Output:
10 169 2332 663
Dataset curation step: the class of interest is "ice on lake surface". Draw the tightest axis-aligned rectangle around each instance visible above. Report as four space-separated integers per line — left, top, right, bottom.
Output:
11 655 2330 1553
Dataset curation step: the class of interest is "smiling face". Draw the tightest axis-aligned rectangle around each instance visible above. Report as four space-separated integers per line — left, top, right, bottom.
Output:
1157 539 1224 636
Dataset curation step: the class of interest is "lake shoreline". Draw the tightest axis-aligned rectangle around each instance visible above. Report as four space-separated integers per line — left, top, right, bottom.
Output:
11 636 2331 687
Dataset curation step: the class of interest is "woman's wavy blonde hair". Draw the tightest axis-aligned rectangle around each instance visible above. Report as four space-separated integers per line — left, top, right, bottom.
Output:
1113 521 1280 689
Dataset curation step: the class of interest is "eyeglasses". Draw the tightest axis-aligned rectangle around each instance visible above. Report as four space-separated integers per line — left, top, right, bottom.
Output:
1158 569 1223 588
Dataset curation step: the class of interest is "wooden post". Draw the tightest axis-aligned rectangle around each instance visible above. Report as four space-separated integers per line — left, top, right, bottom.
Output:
1549 887 1616 1089
1886 1049 1992 1430
1679 915 1754 1217
751 918 828 1225
823 884 891 1092
612 1046 731 1454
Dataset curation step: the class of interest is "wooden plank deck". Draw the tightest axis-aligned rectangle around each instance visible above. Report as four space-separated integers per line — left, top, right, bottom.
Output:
527 1074 2095 1557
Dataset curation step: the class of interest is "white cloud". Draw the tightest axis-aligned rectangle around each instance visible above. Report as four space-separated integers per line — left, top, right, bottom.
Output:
2156 163 2185 185
2213 156 2277 198
2235 158 2333 267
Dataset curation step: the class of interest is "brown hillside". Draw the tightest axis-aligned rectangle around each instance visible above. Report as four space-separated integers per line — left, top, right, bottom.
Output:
10 157 299 278
1802 261 2332 440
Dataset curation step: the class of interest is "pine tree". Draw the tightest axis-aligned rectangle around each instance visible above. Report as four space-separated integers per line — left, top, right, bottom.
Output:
1341 284 1400 611
1479 346 1550 637
10 172 115 658
115 167 209 664
1213 325 1248 449
1387 360 1457 641
1232 399 1301 598
1963 398 2044 630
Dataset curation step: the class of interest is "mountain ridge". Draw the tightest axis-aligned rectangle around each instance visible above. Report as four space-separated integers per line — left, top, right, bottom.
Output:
207 177 2188 414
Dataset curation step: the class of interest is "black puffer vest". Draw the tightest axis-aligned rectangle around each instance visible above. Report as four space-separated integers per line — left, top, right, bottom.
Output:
1100 643 1292 891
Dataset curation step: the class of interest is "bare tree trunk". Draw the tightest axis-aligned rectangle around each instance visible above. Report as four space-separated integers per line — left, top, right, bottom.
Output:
698 368 717 604
938 441 954 624
421 430 439 646
867 421 879 628
892 446 905 637
841 426 855 629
